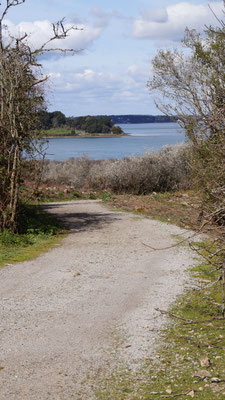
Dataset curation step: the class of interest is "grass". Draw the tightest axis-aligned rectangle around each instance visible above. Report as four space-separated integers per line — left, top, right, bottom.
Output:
42 127 125 137
20 182 100 203
1 186 224 399
94 241 225 399
42 127 77 136
0 205 65 266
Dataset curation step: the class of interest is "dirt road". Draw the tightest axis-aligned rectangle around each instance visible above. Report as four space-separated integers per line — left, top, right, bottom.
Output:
0 200 194 399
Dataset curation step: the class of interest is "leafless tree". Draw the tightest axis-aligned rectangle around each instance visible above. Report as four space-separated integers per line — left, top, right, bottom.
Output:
0 0 80 231
148 2 225 315
147 13 225 228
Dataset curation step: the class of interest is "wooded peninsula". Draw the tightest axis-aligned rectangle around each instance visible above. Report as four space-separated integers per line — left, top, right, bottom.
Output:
39 111 176 137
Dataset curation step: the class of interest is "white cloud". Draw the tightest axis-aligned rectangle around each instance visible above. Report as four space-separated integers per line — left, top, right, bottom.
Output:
3 18 102 52
47 64 148 106
46 62 156 115
132 1 224 41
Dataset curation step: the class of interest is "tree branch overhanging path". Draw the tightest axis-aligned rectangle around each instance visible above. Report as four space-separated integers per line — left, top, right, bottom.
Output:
0 200 199 399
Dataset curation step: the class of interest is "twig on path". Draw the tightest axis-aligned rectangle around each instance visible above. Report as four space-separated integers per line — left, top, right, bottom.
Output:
142 222 207 252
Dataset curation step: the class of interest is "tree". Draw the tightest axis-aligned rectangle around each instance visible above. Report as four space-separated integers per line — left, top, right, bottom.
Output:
147 7 225 226
111 125 123 135
0 0 78 232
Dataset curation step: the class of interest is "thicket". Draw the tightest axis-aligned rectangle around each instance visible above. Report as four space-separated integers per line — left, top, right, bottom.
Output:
71 115 114 133
38 110 66 129
148 23 225 227
38 112 124 135
42 143 190 194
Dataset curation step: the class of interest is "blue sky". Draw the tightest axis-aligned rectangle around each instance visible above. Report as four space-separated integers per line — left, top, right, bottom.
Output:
3 0 224 116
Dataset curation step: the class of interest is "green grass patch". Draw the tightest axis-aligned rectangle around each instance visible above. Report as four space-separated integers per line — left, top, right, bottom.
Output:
0 205 65 266
42 127 121 137
42 127 77 136
94 241 225 399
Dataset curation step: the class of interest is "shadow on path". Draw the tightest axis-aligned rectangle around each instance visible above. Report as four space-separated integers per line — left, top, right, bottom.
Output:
40 203 122 233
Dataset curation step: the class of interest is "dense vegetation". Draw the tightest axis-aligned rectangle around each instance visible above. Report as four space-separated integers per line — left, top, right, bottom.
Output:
70 115 118 134
42 144 190 194
39 112 124 135
148 26 225 226
39 111 176 130
38 110 67 129
109 114 177 124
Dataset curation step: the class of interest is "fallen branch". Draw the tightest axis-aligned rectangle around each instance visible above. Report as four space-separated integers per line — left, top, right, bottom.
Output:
149 390 193 398
189 243 221 266
142 222 207 251
160 390 193 398
155 308 193 323
155 308 225 324
176 335 224 349
194 276 222 292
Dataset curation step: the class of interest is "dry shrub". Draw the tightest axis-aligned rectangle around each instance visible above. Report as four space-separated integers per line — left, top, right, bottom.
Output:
42 143 191 194
88 144 190 194
42 156 93 188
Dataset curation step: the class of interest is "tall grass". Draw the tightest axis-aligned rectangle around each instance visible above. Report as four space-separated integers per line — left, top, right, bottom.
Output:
42 143 191 194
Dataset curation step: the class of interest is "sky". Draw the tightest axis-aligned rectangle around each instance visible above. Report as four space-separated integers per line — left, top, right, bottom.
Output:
2 0 224 116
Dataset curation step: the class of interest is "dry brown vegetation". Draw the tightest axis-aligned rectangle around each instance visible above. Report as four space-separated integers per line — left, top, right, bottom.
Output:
41 143 191 194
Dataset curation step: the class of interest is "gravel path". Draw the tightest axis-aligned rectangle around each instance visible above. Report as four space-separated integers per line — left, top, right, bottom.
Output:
0 200 194 399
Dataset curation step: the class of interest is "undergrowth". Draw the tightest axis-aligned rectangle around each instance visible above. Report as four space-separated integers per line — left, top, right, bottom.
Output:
0 205 64 266
41 144 190 193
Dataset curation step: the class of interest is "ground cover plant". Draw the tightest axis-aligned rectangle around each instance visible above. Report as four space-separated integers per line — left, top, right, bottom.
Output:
0 204 64 266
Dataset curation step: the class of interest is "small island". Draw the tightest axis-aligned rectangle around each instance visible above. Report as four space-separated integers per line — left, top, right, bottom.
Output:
39 111 126 137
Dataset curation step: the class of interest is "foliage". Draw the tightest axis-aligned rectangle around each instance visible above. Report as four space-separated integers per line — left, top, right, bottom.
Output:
38 110 66 129
0 0 77 232
147 18 225 226
40 112 177 129
109 114 177 124
111 125 124 135
0 204 63 266
38 113 124 135
73 115 114 134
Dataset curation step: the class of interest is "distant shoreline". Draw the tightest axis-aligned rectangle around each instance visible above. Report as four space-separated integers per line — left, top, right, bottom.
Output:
44 133 129 139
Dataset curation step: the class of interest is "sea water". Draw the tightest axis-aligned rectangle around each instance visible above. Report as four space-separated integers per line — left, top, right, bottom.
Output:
44 122 186 161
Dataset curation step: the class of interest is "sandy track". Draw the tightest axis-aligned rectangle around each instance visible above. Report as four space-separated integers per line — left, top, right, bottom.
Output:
0 200 194 399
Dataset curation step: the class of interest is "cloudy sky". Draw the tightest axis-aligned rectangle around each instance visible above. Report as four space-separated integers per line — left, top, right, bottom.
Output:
3 0 224 116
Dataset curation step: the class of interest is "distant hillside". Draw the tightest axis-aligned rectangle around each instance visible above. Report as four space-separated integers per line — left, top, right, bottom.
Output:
109 115 177 124
38 111 177 131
